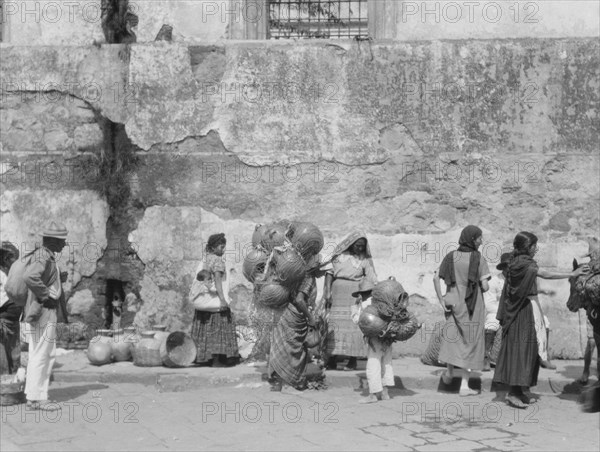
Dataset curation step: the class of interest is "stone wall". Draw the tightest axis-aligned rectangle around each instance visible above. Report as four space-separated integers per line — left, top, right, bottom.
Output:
1 38 599 357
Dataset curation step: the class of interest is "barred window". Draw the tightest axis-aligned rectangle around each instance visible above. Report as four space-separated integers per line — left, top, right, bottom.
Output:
269 0 368 39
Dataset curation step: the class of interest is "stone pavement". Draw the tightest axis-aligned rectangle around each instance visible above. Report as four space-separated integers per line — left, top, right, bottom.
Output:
44 350 595 394
1 352 598 451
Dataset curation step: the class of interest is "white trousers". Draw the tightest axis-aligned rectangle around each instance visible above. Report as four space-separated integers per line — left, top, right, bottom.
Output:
531 298 549 361
366 338 394 394
24 309 57 401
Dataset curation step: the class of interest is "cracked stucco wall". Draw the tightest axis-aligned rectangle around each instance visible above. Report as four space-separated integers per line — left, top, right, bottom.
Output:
1 39 598 357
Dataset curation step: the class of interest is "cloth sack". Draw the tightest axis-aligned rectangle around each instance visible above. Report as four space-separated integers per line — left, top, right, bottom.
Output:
4 252 36 307
189 277 228 312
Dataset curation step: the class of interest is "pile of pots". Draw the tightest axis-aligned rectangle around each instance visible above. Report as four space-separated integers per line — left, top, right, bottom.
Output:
86 325 196 368
243 221 324 309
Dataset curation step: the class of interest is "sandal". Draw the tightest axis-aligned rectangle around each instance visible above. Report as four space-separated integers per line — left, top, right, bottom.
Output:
506 394 527 409
26 400 61 412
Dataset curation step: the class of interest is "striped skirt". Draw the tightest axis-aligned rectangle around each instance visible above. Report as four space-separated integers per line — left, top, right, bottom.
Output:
327 279 368 358
268 304 308 388
191 309 239 363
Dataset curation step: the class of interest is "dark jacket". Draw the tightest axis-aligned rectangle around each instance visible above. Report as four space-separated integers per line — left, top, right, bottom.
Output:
23 247 68 324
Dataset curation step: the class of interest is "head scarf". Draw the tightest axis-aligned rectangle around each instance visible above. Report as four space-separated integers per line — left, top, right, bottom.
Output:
331 230 372 260
438 225 483 318
496 253 538 333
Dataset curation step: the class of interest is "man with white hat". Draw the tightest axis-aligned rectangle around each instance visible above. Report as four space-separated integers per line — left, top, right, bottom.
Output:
22 222 68 411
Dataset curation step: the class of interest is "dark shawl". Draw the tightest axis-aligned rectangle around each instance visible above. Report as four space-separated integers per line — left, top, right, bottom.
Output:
496 254 538 334
438 225 482 318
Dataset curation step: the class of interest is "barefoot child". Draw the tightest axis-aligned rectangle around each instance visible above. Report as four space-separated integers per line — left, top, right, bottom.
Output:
352 279 395 403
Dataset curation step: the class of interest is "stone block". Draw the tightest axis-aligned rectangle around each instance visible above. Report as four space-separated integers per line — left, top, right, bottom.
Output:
44 129 72 152
74 124 103 150
67 289 95 315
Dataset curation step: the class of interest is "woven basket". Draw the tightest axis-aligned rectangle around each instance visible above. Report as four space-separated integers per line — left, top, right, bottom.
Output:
490 326 502 364
420 322 444 367
0 375 25 406
383 312 420 342
159 332 197 368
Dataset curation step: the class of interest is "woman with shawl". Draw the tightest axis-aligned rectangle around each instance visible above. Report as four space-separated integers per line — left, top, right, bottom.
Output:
493 231 588 408
433 225 491 396
323 231 377 371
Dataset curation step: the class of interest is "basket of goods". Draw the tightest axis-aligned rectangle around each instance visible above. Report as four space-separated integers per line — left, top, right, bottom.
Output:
0 375 25 406
245 221 325 311
360 278 421 342
160 332 197 368
380 310 421 342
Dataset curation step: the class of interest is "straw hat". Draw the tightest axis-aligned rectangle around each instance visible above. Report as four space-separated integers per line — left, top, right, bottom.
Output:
42 222 68 239
351 279 376 298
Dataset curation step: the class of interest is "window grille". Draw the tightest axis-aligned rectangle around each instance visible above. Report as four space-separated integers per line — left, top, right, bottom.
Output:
269 0 368 40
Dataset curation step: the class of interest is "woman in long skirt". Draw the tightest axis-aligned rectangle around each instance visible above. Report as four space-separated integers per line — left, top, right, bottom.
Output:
190 233 239 367
269 267 319 391
433 225 490 395
323 231 377 370
493 231 588 408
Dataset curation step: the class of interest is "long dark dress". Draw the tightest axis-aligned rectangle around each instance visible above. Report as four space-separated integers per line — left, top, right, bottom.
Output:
493 254 540 387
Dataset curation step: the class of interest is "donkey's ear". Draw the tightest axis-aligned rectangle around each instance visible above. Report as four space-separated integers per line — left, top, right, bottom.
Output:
573 258 579 271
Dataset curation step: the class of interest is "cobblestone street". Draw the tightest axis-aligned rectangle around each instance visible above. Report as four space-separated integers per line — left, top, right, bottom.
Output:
2 376 599 451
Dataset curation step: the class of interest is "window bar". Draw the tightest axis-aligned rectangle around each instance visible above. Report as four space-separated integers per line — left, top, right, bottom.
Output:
269 0 368 40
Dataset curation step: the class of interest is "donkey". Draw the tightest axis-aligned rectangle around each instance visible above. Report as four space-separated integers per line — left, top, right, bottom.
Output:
567 257 600 412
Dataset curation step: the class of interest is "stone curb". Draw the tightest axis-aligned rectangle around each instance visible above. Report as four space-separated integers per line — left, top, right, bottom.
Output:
50 352 592 395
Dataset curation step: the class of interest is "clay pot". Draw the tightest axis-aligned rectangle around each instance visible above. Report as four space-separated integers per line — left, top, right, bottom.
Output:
358 306 389 338
133 331 162 367
87 330 113 366
110 328 132 362
124 326 140 361
152 325 170 353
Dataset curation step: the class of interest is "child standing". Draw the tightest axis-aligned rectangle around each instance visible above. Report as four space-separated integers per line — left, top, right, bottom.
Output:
352 279 395 403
